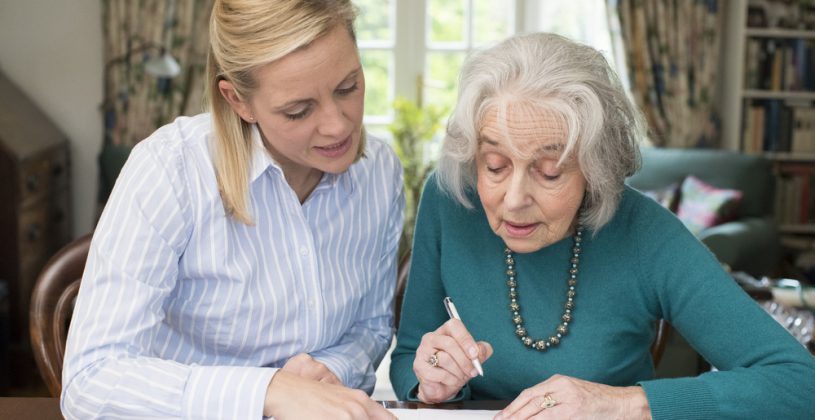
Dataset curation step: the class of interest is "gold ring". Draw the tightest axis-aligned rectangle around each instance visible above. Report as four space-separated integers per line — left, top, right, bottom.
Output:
539 392 558 409
427 352 440 367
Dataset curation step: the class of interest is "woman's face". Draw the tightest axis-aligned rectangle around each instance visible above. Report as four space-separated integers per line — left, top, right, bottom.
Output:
476 104 587 253
230 23 365 176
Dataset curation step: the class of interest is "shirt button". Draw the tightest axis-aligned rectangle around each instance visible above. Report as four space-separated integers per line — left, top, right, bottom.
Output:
299 246 309 256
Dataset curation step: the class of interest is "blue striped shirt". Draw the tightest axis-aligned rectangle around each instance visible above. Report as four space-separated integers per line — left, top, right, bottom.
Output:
61 113 405 419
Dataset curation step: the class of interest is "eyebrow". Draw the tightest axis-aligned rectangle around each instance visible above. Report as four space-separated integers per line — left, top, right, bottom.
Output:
274 67 361 111
478 135 565 157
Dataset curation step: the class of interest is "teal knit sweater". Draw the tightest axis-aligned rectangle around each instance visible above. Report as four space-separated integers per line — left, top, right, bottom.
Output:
390 175 815 419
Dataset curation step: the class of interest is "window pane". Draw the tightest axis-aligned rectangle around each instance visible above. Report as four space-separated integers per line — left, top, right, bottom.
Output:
534 0 613 59
361 50 393 118
473 0 512 46
424 51 465 112
428 0 466 44
356 0 392 42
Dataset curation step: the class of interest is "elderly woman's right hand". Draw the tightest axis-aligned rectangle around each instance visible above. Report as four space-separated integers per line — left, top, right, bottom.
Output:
413 319 493 403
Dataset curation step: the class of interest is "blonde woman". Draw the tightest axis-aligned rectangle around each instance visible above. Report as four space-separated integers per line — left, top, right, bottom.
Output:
62 1 402 418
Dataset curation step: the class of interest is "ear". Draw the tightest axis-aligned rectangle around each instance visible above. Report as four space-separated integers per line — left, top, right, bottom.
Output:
218 79 254 122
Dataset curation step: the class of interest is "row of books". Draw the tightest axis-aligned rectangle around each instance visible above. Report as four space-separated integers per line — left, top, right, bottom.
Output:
775 172 815 225
742 99 815 153
744 38 815 91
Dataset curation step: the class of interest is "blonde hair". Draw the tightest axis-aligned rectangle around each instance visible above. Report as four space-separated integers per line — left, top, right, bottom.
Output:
438 33 645 232
206 0 360 224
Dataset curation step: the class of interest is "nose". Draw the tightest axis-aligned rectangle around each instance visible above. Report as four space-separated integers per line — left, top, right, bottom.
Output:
504 170 533 211
317 100 351 138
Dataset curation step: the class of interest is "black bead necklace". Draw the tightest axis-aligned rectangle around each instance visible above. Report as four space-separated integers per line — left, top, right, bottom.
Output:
504 223 583 351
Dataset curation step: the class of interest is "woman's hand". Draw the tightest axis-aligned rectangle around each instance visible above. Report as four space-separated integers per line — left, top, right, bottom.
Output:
494 374 651 420
264 370 396 419
413 319 493 403
281 353 341 384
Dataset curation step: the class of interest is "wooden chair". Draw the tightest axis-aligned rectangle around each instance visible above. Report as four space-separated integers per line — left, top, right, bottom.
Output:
29 233 92 397
393 250 672 367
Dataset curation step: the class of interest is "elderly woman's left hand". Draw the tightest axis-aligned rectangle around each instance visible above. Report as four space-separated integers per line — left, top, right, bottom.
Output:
494 374 651 420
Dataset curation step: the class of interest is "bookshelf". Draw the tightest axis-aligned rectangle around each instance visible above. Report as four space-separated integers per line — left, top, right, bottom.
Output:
721 1 815 279
721 2 815 151
739 26 815 154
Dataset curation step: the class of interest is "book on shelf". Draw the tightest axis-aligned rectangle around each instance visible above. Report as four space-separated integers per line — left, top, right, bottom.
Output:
744 38 815 91
791 107 815 153
775 165 815 226
741 99 815 153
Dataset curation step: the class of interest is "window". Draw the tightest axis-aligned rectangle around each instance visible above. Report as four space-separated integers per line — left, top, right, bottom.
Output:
356 0 396 125
355 0 617 136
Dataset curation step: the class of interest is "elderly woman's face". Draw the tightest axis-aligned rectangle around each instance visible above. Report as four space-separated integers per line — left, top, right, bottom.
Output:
476 105 586 253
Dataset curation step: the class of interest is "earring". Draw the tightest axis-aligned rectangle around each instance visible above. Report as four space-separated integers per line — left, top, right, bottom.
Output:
247 115 254 122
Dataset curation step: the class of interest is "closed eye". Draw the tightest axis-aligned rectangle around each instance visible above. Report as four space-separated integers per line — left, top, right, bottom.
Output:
336 82 358 96
487 166 505 174
284 107 311 120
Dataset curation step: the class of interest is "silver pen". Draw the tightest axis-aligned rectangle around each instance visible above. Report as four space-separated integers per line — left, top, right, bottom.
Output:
443 297 485 376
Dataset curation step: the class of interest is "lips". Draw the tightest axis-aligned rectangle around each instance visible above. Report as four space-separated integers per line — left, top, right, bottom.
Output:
504 221 539 237
314 135 352 158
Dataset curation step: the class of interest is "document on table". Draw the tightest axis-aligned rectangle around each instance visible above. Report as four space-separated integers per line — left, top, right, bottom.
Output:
388 408 499 419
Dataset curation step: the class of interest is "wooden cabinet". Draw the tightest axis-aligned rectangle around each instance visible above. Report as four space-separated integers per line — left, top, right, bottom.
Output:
0 71 72 387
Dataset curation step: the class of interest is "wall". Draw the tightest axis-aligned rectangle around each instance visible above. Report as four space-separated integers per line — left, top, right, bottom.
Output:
0 0 104 237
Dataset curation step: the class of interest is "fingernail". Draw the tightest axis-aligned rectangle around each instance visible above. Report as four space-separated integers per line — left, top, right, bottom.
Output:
494 414 504 420
469 346 478 357
470 369 478 378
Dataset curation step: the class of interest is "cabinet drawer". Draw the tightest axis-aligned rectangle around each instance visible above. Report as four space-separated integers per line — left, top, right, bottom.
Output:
17 205 49 263
50 188 72 250
18 148 66 206
50 148 69 190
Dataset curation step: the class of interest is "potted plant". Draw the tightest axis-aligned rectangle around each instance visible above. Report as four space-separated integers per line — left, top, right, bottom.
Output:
388 97 447 259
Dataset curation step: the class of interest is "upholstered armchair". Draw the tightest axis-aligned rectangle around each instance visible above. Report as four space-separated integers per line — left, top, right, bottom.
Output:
627 147 781 277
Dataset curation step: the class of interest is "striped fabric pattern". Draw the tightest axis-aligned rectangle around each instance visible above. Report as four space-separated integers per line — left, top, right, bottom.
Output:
61 113 405 419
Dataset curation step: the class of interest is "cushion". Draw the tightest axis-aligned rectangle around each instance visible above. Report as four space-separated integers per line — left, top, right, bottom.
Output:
641 182 681 213
676 175 743 236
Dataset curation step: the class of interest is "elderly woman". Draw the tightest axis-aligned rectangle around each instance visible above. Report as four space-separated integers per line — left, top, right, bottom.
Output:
390 32 815 419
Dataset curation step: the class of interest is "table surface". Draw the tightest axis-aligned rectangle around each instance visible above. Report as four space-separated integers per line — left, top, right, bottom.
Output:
0 397 508 419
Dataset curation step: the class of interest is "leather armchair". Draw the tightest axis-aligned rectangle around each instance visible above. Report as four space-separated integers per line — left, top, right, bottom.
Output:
627 147 781 277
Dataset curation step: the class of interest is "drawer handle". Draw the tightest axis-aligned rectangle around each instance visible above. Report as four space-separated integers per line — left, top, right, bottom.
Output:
27 224 41 242
26 175 39 192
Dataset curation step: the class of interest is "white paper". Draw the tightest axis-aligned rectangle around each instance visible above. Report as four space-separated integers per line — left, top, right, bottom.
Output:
388 408 499 420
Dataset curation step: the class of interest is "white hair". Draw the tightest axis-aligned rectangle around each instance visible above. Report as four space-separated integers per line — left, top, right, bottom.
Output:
437 32 645 232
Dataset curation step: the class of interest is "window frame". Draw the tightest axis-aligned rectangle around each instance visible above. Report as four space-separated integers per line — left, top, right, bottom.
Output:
359 0 525 127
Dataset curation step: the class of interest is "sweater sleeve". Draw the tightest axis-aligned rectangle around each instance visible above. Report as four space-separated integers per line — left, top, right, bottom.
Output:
632 203 815 419
389 175 473 401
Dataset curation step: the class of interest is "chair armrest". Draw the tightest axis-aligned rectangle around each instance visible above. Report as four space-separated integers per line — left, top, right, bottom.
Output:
697 217 780 276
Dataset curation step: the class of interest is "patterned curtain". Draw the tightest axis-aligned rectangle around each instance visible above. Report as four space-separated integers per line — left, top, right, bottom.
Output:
102 0 213 146
615 0 722 148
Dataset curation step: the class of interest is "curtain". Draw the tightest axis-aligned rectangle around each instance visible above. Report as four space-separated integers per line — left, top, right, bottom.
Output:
615 0 722 148
102 0 212 147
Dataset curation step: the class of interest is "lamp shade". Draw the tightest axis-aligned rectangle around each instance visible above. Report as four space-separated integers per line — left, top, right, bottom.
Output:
144 52 181 78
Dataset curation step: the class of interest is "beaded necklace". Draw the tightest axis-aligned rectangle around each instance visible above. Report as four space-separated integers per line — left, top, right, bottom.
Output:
504 223 583 351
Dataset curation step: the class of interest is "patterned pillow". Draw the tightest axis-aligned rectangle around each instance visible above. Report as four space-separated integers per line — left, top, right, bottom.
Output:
676 175 743 236
642 183 681 213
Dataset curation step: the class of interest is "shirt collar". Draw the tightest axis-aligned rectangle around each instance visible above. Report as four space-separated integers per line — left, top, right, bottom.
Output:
246 124 355 197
